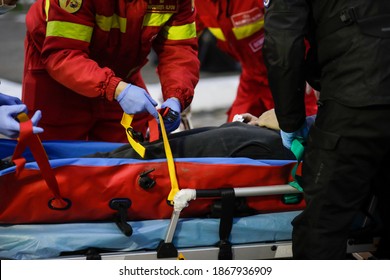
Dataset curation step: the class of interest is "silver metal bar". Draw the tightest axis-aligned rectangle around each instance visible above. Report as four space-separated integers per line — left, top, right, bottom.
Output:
58 238 378 260
165 185 300 244
233 184 300 197
58 241 293 260
164 210 181 243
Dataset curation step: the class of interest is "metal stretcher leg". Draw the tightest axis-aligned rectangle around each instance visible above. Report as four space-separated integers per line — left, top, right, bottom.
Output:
156 210 181 259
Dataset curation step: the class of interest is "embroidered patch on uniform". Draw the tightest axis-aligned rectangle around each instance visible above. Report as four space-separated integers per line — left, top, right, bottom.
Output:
249 35 264 53
264 0 271 8
147 0 179 13
58 0 82 13
231 7 263 28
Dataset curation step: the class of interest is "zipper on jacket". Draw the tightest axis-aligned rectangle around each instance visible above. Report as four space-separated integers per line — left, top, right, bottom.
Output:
226 0 231 17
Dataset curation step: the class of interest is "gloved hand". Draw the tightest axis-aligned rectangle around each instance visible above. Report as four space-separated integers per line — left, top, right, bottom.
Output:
161 97 181 133
280 121 311 150
0 92 23 106
305 114 316 128
0 105 43 138
116 83 158 119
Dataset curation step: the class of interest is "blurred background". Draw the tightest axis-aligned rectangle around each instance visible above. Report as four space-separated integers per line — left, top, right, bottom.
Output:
0 2 242 129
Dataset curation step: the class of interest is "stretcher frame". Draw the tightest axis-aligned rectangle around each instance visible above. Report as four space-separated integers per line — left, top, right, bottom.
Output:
53 184 379 260
0 135 379 260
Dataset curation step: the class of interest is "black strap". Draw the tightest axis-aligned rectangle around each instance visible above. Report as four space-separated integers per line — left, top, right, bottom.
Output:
109 198 133 236
316 7 359 41
217 188 235 260
317 5 390 40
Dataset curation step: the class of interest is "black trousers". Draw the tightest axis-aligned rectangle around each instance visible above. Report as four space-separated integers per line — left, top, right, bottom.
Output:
292 101 390 259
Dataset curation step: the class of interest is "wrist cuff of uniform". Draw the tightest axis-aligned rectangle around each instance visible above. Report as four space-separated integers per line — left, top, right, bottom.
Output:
106 77 123 101
164 88 192 111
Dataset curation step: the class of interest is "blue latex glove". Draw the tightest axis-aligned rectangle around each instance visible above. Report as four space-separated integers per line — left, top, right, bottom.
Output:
0 93 23 106
161 98 181 133
306 114 316 128
280 120 311 150
0 105 43 138
116 84 158 119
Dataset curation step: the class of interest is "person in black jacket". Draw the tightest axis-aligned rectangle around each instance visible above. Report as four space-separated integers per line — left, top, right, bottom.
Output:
263 0 390 259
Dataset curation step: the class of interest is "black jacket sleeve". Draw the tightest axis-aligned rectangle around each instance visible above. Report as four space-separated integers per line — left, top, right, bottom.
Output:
263 0 310 132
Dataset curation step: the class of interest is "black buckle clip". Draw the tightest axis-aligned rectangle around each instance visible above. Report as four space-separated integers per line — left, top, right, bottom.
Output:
126 127 144 142
340 7 357 25
160 107 179 123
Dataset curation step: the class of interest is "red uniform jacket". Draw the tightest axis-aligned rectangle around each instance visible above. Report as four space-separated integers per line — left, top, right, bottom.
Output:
23 0 199 141
195 0 317 121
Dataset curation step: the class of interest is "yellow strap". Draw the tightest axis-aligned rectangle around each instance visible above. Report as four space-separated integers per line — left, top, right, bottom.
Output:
158 114 180 205
120 114 146 158
121 113 180 205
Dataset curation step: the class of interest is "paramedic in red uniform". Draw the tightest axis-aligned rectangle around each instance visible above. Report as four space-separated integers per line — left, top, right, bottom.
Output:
22 0 200 142
194 0 318 122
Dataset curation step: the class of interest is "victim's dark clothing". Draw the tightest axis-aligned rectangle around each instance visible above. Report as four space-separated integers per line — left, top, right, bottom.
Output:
90 122 295 160
263 0 390 259
1 122 295 172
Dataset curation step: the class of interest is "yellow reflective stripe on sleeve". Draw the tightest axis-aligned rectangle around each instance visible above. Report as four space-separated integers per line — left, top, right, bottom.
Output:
208 27 226 41
96 14 127 33
45 0 50 21
143 13 173 27
162 22 196 40
232 19 264 40
46 21 93 43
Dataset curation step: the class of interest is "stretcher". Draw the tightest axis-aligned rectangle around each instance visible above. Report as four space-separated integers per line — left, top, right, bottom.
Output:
0 126 380 260
0 196 379 260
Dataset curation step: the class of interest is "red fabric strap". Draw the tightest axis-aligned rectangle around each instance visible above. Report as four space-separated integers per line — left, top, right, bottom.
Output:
11 117 67 208
148 117 160 142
